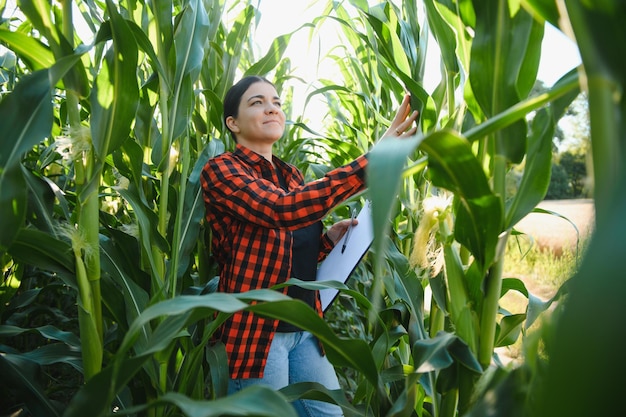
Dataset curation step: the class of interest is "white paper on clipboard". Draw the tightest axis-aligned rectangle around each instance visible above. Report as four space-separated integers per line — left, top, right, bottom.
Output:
316 200 373 311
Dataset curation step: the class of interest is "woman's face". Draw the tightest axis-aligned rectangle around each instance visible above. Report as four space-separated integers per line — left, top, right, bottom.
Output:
226 81 286 146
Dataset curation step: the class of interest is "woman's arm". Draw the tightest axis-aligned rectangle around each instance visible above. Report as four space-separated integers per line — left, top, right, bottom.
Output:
202 155 367 230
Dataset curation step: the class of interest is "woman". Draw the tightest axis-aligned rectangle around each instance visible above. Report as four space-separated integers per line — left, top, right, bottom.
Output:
201 75 418 416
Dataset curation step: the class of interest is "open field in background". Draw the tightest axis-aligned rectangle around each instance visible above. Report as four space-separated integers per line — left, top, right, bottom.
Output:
498 198 595 363
510 198 595 298
515 199 595 257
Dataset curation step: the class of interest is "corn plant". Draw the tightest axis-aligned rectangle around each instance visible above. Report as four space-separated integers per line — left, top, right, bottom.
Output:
1 0 622 416
305 1 578 415
0 0 291 414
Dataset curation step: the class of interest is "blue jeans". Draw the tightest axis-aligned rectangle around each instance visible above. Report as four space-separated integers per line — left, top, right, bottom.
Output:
228 331 344 417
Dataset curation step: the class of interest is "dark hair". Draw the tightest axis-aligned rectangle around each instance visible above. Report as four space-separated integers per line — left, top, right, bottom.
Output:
223 75 275 143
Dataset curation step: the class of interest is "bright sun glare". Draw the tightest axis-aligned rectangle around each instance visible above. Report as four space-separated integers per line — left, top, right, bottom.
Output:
254 1 581 87
253 1 582 129
3 0 582 129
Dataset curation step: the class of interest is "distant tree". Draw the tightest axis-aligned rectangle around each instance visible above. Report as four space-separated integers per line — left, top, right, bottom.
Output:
546 162 571 199
532 84 591 199
559 92 590 154
560 151 588 197
557 92 590 197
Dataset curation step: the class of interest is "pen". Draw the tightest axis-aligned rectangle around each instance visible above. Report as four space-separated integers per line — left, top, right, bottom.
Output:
341 208 357 254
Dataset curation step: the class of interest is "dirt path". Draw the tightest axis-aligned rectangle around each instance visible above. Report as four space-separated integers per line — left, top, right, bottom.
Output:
499 199 595 364
507 198 595 301
514 198 595 254
429 199 596 365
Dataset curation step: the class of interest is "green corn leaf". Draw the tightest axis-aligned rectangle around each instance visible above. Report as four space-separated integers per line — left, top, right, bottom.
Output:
248 300 379 387
277 278 373 312
100 235 151 345
90 0 139 159
0 324 81 348
470 1 542 163
495 313 525 347
419 130 502 267
566 0 626 226
245 29 301 77
444 244 479 353
505 108 554 229
64 355 147 417
65 291 372 415
16 0 60 53
522 0 561 27
367 136 421 262
116 183 170 278
222 5 255 92
384 240 427 343
382 372 421 417
412 331 480 374
126 20 169 87
125 388 298 417
20 343 83 372
280 381 361 416
116 292 377 386
170 0 209 139
0 165 26 253
0 353 62 417
8 228 75 284
367 135 421 324
21 165 56 233
205 342 229 399
362 3 412 76
342 2 433 126
0 28 55 70
176 139 224 279
117 292 254 356
0 70 52 168
424 0 460 77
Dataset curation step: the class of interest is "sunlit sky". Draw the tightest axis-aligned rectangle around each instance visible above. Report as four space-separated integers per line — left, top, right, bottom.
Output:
252 0 581 129
3 0 582 128
2 0 581 87
254 0 581 88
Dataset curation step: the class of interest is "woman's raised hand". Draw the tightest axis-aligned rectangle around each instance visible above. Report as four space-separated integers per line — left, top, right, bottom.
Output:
381 94 419 140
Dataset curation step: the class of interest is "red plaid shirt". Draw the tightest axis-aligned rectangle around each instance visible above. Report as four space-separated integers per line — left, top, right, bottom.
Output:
200 144 367 378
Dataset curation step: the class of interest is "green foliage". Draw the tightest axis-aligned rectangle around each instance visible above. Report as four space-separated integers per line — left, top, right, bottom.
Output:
504 234 583 291
534 174 626 417
546 151 588 199
545 162 571 199
558 151 587 197
1 0 624 416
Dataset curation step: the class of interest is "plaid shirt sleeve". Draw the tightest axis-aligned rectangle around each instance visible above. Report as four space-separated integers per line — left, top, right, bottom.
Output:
200 145 367 379
203 151 367 230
